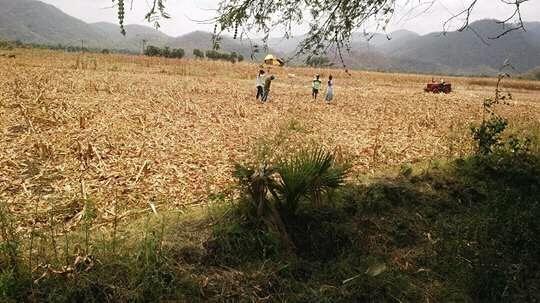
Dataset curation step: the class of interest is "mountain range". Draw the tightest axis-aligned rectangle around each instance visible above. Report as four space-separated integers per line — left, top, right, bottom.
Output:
1 0 539 75
0 0 268 60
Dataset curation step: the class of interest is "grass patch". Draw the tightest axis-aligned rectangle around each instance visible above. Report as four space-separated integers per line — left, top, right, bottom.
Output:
2 150 539 302
203 150 540 302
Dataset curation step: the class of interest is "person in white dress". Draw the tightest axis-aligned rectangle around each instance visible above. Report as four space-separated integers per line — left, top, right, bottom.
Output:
325 75 334 103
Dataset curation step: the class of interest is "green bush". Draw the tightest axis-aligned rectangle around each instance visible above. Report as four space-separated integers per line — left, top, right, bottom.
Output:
306 56 334 67
193 48 204 59
169 48 185 59
471 115 508 155
205 50 242 63
144 45 185 59
145 45 160 57
276 148 349 214
0 40 14 50
535 71 540 80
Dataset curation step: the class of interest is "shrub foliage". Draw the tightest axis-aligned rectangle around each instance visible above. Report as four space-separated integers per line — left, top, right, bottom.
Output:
144 45 185 59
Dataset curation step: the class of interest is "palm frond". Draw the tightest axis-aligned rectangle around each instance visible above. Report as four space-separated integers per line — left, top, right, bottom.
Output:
276 148 349 212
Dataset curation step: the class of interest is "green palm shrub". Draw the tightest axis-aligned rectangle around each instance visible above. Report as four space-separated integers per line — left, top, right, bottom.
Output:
234 163 296 253
233 148 349 252
276 148 349 212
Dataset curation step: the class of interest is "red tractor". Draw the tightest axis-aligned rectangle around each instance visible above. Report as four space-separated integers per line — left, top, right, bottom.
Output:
424 80 452 94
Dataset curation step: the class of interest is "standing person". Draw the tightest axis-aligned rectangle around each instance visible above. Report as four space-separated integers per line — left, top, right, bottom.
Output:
262 75 275 102
312 74 322 100
256 70 266 100
325 75 334 103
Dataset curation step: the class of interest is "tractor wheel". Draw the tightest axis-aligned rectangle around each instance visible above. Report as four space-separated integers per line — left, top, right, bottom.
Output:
432 87 439 94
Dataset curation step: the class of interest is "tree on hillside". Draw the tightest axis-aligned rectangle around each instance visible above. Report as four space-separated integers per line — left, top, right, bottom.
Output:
144 45 185 58
170 48 185 59
112 0 529 60
161 46 171 58
205 50 219 60
205 50 240 63
306 56 334 68
145 45 161 57
193 49 205 59
229 52 239 63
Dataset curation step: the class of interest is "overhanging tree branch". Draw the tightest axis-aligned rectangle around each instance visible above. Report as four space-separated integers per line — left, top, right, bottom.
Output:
489 0 527 39
111 0 170 34
213 0 531 56
114 0 531 56
442 0 530 39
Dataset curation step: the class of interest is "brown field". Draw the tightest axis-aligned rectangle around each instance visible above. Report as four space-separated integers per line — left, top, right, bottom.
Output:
468 78 540 91
1 49 539 229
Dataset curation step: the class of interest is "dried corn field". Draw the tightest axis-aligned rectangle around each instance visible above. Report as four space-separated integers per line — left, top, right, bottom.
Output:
1 49 539 229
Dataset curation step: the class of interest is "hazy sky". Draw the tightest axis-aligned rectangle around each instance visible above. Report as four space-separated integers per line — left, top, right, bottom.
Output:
41 0 540 37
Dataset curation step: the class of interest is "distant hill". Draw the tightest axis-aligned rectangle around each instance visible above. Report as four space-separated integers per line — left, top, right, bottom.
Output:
0 0 274 59
267 29 420 57
90 22 170 52
270 20 540 75
0 0 107 48
339 50 447 74
268 35 306 55
387 20 540 74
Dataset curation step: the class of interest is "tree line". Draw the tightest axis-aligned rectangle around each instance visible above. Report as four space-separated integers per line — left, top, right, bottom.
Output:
0 39 140 54
306 56 333 68
202 50 244 63
144 45 244 63
144 45 185 58
1 39 245 63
